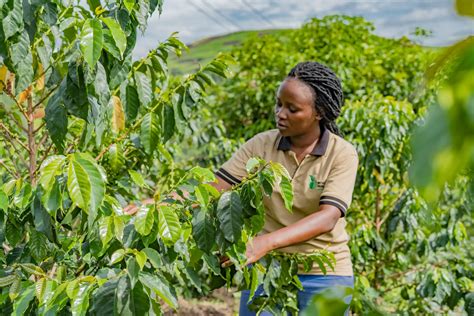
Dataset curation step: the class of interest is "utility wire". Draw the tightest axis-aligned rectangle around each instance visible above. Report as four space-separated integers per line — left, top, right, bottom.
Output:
240 0 276 27
188 0 234 32
200 0 242 30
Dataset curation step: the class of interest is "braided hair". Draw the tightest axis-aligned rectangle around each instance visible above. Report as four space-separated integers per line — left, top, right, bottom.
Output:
287 62 344 137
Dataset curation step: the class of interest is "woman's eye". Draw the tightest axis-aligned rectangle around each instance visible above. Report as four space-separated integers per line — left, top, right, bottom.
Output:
289 108 297 113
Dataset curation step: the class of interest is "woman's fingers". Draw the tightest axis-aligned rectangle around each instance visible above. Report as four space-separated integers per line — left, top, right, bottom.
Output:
124 203 138 215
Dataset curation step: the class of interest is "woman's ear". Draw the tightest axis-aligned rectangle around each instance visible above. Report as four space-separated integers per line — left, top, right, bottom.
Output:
314 110 322 120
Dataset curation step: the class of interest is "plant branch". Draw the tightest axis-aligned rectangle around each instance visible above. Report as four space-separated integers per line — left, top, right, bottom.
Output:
7 112 28 133
35 143 53 175
0 122 29 151
33 84 59 111
1 134 28 167
4 89 29 121
27 94 37 185
34 122 46 134
0 159 19 177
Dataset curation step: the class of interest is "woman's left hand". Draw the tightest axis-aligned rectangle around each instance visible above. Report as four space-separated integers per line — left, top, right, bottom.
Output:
245 234 274 265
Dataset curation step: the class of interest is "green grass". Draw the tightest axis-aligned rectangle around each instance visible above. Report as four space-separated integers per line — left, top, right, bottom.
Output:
169 29 292 75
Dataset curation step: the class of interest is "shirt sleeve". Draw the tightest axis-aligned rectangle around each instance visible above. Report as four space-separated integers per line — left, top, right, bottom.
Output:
319 147 359 217
215 136 258 186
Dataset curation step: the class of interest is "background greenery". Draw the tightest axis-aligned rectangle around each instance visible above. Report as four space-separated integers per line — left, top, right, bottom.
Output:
0 0 472 315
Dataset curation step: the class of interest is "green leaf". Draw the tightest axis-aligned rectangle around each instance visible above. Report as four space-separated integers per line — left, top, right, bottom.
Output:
67 158 91 211
129 170 146 188
124 0 135 12
158 205 181 244
246 157 260 174
110 249 126 264
102 28 121 59
32 192 54 242
9 277 21 300
138 272 178 309
45 84 68 152
39 155 66 192
135 251 146 270
134 205 155 236
12 285 35 316
161 104 175 142
192 208 216 253
190 166 215 182
41 180 61 214
124 84 140 121
0 275 17 287
249 266 259 302
9 31 33 93
69 154 106 222
107 144 125 173
279 176 293 213
216 191 243 242
195 184 210 208
19 263 46 277
99 216 114 246
142 248 162 269
114 216 125 242
71 283 93 316
0 189 8 211
87 0 101 11
13 182 32 209
34 277 46 303
126 257 139 287
135 0 150 31
140 112 160 154
80 18 103 68
134 72 152 107
90 279 117 316
29 230 49 262
115 276 150 315
100 17 127 57
2 0 23 40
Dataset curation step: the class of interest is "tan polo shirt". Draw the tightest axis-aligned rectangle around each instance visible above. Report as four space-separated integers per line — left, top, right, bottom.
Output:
215 126 358 276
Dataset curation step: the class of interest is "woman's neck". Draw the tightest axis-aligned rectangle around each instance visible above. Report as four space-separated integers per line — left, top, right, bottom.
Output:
290 125 321 150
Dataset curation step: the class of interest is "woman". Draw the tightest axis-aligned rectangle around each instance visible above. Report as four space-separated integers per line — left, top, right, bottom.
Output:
214 61 358 315
126 61 358 314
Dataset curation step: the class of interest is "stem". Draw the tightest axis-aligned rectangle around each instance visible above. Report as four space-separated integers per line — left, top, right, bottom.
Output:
35 143 53 175
374 186 382 290
1 136 28 169
27 95 37 186
0 159 19 177
4 89 29 121
0 122 29 151
375 187 382 233
33 84 59 111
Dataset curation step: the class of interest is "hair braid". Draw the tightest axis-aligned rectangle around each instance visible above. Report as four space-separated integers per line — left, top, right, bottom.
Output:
287 61 344 137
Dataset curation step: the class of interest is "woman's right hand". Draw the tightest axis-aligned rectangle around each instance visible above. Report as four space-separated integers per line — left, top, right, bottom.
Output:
123 203 140 215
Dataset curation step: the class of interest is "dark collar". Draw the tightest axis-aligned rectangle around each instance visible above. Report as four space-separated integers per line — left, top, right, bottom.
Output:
277 125 330 156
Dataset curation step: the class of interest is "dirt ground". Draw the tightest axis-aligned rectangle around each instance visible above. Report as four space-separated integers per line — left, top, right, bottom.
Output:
163 288 240 316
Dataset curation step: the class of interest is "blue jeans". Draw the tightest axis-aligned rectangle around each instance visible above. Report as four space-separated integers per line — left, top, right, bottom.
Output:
239 274 354 315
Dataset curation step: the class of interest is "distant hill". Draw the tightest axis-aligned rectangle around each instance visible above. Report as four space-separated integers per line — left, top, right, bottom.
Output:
169 29 291 75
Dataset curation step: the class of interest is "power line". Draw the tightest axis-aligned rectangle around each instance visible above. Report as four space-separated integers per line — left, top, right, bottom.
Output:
240 0 276 28
200 0 242 30
188 0 234 32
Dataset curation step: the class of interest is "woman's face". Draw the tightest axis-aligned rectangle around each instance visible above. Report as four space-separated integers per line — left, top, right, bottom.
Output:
275 78 320 137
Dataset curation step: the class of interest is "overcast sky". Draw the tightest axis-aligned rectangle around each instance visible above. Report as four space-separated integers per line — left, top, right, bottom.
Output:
133 0 474 58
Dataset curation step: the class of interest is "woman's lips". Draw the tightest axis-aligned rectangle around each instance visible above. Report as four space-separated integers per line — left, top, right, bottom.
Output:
277 122 288 129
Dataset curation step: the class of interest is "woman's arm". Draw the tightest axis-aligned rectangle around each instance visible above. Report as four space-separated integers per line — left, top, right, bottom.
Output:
245 204 341 264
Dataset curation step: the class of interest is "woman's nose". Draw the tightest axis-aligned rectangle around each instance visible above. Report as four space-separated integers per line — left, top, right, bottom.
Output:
276 107 286 119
